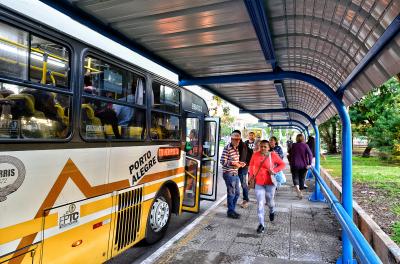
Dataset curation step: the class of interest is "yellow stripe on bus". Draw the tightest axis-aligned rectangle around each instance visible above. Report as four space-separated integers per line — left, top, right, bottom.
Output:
80 196 112 218
0 177 185 245
0 213 58 244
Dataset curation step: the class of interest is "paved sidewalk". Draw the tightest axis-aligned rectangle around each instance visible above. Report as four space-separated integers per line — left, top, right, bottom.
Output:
153 171 342 264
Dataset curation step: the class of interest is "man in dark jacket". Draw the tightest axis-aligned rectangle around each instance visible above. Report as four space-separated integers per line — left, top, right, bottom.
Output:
238 131 256 208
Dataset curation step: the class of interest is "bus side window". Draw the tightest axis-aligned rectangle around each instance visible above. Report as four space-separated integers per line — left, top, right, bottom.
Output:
29 35 70 88
81 55 146 141
151 81 181 141
0 83 71 139
150 112 180 140
0 21 29 80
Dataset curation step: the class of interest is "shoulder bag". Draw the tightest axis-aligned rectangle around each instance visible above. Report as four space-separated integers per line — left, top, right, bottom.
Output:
248 155 267 189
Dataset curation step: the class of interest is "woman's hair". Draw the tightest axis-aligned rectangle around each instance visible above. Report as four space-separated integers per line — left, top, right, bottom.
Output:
189 129 197 139
296 134 305 143
269 136 278 145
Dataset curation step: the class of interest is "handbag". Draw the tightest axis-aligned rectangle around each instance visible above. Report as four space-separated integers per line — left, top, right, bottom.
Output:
248 155 268 189
269 154 286 186
275 171 287 185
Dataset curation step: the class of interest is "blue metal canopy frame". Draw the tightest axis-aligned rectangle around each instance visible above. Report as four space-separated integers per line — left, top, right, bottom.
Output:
33 1 387 261
259 119 309 137
181 71 354 262
244 0 289 111
244 0 277 70
268 125 304 134
315 15 400 120
242 108 324 202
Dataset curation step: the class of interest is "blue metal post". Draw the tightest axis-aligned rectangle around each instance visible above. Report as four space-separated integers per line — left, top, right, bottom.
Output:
309 121 325 202
338 106 355 264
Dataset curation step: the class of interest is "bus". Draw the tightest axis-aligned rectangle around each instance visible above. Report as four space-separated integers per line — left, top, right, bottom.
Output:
241 127 267 140
0 5 220 264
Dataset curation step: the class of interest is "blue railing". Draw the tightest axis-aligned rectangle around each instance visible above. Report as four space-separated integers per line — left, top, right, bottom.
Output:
309 167 382 264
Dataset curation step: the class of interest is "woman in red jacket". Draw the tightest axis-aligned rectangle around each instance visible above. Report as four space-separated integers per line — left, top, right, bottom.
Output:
249 140 285 233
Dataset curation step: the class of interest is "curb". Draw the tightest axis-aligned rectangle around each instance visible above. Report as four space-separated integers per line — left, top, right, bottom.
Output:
140 194 228 264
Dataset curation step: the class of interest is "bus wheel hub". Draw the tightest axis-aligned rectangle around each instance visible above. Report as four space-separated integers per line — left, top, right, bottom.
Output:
149 197 169 232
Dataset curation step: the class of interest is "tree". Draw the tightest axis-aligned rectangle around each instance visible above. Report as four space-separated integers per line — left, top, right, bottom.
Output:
349 76 400 157
210 96 235 137
319 116 339 154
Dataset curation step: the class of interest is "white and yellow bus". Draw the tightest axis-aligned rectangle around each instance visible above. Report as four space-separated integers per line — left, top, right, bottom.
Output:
0 5 220 264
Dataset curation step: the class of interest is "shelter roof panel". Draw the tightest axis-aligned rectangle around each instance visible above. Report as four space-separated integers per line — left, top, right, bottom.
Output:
288 113 310 127
45 0 400 125
255 113 290 120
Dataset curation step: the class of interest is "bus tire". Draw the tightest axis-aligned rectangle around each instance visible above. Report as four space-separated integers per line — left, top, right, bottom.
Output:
145 188 172 244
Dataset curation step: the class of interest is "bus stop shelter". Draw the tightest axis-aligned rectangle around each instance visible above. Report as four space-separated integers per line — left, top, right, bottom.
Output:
37 0 399 263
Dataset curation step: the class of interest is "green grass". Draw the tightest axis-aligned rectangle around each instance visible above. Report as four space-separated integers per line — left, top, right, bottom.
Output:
392 222 400 244
320 155 400 196
321 155 400 243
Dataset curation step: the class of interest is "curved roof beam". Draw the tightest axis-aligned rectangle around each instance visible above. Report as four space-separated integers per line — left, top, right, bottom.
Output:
277 47 354 74
337 15 400 97
268 124 305 135
244 0 276 69
260 119 309 135
178 70 342 112
274 32 366 64
244 0 288 110
238 107 314 125
271 13 385 42
315 15 400 118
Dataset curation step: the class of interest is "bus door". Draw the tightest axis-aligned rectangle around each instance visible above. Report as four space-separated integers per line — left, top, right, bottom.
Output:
182 115 202 212
200 117 220 201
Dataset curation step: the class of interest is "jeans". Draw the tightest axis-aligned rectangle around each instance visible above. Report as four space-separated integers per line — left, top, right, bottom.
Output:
255 184 276 225
223 172 240 214
238 167 249 202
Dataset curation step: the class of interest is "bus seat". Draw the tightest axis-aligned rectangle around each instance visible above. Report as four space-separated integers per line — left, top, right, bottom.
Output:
7 94 45 119
54 103 69 124
0 89 14 98
81 103 103 138
81 104 101 125
7 94 49 138
104 124 114 137
150 127 162 140
128 126 143 139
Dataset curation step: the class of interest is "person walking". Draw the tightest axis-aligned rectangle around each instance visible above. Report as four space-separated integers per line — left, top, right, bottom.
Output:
249 140 285 233
286 137 293 153
238 137 249 208
238 131 256 208
220 130 246 219
288 134 313 199
305 135 316 184
269 136 284 159
253 138 261 152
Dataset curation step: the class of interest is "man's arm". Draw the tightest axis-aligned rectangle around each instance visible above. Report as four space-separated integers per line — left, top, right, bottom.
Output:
305 144 313 165
220 146 229 166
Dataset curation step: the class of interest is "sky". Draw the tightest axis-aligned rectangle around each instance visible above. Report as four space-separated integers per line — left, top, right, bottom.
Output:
0 0 257 124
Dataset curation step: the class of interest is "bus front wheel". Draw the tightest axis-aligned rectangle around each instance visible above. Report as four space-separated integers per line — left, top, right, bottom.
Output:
145 188 172 244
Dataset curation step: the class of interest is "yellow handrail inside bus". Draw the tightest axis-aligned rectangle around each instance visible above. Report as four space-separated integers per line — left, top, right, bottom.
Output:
0 56 67 78
41 54 48 84
0 36 68 62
